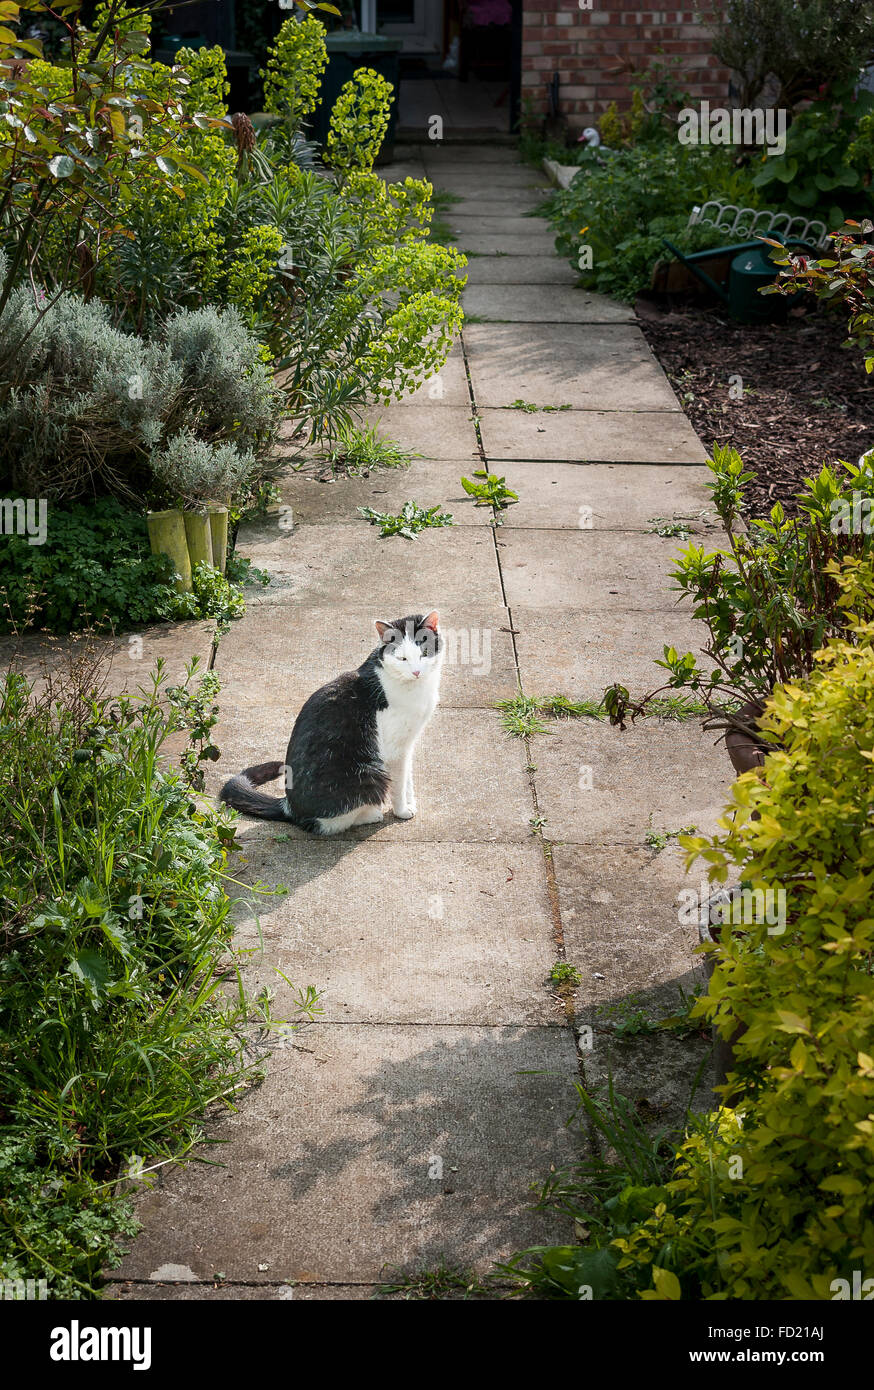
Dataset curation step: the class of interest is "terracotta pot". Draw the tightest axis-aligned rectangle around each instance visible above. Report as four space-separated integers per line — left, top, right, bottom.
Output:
699 900 748 1102
725 698 769 775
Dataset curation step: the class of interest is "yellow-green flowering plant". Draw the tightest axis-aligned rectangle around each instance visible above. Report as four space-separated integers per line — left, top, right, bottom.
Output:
324 67 393 175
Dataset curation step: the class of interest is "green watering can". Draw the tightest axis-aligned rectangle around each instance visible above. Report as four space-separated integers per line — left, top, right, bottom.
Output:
661 237 817 323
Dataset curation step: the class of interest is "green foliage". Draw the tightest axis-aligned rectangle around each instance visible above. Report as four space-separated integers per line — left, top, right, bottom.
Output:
644 825 696 853
0 657 317 1295
324 421 414 475
460 469 519 515
604 444 874 738
261 14 328 128
549 962 582 988
708 0 874 109
166 563 248 631
0 499 177 633
0 500 249 635
546 142 760 302
226 224 287 318
325 67 393 175
358 501 454 539
2 14 462 472
0 6 198 329
509 560 874 1300
750 88 874 230
768 219 874 370
0 279 281 506
497 692 607 737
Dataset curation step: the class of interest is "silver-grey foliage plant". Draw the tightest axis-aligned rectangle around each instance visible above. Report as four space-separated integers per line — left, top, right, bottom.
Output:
0 255 282 505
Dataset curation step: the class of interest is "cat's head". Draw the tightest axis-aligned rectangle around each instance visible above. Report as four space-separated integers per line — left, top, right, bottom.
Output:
374 611 442 683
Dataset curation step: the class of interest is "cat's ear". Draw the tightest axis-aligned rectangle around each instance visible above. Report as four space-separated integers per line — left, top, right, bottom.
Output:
374 619 393 643
422 610 440 632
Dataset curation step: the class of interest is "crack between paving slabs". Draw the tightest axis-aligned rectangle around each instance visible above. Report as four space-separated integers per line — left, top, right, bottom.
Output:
460 319 589 1082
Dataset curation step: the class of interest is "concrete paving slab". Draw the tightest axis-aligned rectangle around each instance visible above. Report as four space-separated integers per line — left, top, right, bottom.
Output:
378 162 428 185
529 721 734 845
465 322 680 410
207 708 534 845
230 841 560 1025
452 198 547 219
495 462 718 531
478 406 707 463
363 404 479 460
391 348 470 406
463 256 578 285
460 235 558 257
275 459 488 528
0 621 215 699
214 601 518 711
464 285 636 324
237 523 504 608
581 1023 714 1137
511 606 709 699
423 147 527 166
551 843 711 1007
112 1023 578 1282
106 1281 387 1300
496 528 693 611
449 215 553 237
432 168 549 186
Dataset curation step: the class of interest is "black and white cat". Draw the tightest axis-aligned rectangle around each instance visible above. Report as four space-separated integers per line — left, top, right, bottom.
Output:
219 611 443 834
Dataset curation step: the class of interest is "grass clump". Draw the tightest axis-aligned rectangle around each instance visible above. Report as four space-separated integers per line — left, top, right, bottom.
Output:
0 650 313 1297
324 422 415 477
497 693 607 737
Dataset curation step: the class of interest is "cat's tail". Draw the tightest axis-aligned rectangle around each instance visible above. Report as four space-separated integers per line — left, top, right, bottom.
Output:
218 761 291 821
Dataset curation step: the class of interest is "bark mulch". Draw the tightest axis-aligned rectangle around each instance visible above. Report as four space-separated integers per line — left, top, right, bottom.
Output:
636 298 874 519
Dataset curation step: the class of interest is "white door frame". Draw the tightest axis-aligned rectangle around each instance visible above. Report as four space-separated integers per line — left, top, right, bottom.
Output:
377 1 444 54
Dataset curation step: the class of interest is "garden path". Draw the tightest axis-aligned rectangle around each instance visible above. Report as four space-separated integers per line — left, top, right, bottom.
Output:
108 146 733 1300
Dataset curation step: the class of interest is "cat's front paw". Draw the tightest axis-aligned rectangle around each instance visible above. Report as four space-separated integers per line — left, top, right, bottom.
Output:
393 804 415 820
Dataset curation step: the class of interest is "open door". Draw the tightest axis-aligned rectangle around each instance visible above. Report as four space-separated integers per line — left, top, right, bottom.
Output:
392 0 523 138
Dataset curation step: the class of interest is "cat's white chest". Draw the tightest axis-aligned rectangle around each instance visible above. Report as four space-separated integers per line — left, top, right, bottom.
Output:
376 682 438 764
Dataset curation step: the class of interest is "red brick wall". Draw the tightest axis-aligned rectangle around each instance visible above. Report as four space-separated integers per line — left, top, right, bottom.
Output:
521 3 730 133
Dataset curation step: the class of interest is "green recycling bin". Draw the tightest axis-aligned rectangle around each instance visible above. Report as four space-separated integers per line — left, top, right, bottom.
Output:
308 33 403 165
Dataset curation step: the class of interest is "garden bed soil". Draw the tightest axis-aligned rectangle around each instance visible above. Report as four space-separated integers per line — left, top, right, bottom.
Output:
636 299 874 519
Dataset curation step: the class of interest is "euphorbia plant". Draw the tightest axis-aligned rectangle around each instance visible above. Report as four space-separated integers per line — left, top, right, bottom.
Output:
604 444 874 744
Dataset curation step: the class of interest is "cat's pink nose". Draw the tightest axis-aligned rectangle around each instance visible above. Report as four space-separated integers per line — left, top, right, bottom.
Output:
413 669 421 677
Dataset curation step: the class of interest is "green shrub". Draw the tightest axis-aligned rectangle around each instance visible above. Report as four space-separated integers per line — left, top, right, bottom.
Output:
605 445 874 740
324 67 394 174
0 498 254 635
2 20 461 454
546 143 760 302
750 87 874 231
261 13 328 129
0 278 281 506
0 661 255 1294
708 0 874 109
506 558 874 1299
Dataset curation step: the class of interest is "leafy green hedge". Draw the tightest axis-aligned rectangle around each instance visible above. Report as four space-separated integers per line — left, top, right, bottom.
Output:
505 556 874 1300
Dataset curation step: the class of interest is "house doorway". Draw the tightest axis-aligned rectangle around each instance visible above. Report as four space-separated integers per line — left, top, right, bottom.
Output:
385 1 522 140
